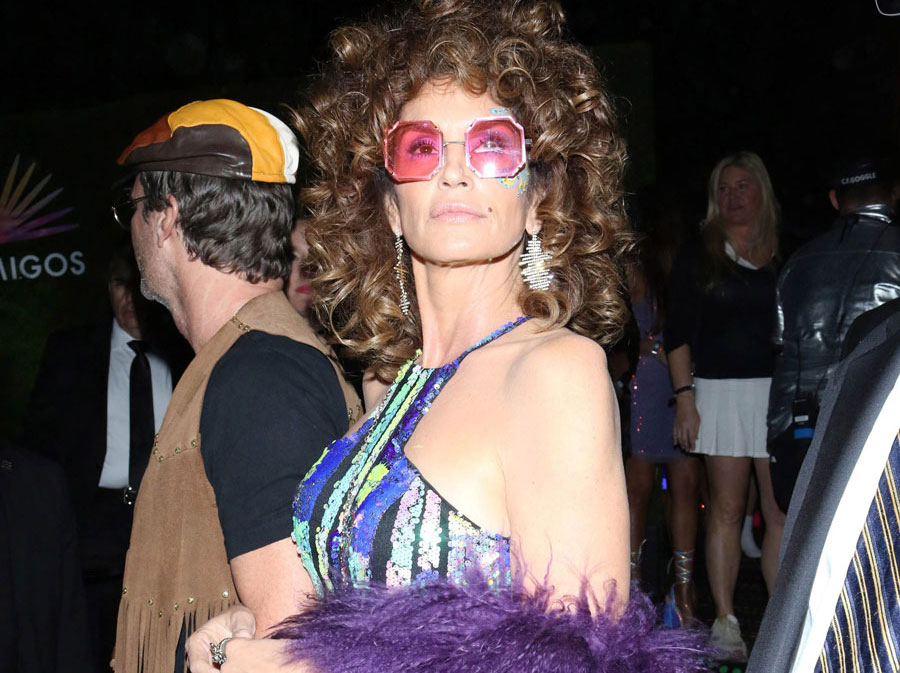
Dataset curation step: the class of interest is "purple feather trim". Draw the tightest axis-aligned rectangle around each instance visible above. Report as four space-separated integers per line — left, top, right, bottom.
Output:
271 578 709 672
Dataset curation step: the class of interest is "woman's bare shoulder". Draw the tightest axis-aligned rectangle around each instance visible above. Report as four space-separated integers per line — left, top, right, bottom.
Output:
498 326 617 467
506 326 610 397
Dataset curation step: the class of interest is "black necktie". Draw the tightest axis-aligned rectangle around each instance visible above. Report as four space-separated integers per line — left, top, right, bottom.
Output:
126 340 154 505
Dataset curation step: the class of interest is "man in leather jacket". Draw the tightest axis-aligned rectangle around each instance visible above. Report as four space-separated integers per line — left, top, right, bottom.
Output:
768 154 900 510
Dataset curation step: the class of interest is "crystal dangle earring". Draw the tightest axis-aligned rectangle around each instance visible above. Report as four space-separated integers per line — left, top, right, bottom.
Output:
519 230 552 291
394 232 410 316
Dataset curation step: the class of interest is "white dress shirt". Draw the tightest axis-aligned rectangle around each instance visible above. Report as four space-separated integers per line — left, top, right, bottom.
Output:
790 368 900 672
99 319 173 489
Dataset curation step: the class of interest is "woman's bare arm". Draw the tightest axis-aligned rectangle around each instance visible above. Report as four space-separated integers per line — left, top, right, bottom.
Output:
667 344 700 451
502 333 629 612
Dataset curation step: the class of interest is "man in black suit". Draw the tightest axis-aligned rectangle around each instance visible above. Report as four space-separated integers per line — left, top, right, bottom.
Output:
24 244 174 673
747 306 900 672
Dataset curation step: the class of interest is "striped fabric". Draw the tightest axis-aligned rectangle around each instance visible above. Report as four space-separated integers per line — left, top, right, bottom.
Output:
816 430 900 673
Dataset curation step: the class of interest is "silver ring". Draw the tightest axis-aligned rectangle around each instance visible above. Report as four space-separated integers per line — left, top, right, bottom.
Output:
210 637 232 667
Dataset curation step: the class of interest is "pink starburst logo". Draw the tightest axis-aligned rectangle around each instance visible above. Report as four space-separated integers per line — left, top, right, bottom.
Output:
0 155 77 244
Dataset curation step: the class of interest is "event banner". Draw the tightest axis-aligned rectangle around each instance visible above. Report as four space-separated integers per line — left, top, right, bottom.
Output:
0 149 109 443
0 99 144 442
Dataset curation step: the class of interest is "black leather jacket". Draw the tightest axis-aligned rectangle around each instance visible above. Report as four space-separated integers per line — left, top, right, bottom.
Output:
768 204 900 439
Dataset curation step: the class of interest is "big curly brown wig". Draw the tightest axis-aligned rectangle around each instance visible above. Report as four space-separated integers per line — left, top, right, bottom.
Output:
294 0 634 380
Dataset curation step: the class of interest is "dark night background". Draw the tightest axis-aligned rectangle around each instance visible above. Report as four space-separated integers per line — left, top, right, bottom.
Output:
0 0 898 439
4 1 899 205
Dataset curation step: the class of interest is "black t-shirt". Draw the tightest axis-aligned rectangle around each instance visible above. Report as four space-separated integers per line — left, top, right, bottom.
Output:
665 238 777 379
199 331 349 561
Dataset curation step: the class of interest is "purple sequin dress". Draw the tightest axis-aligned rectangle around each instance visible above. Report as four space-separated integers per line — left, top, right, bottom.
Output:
629 296 682 462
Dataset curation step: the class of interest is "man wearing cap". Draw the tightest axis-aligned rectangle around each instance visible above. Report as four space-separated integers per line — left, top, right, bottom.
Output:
112 99 361 673
767 153 900 513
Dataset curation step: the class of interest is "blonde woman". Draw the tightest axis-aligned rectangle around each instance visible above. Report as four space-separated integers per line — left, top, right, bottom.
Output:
666 152 784 658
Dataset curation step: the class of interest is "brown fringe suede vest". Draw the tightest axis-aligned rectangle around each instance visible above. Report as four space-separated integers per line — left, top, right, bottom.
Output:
114 291 361 673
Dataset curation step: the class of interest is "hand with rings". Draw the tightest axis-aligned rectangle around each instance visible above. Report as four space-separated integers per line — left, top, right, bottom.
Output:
186 605 254 672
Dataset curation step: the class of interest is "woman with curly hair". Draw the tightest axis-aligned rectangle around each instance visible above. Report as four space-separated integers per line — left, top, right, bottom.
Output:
187 1 705 671
666 151 783 659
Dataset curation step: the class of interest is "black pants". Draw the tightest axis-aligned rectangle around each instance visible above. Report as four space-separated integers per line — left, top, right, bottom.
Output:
83 572 123 673
79 488 133 673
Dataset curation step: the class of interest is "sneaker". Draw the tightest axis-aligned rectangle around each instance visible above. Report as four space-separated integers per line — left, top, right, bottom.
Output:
710 614 748 660
741 515 762 559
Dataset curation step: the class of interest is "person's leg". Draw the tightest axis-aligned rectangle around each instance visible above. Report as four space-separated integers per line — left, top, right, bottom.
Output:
704 455 752 618
625 456 655 580
667 455 701 621
754 456 786 593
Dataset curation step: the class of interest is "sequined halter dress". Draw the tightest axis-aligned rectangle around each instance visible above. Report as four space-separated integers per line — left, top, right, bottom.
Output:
292 317 529 597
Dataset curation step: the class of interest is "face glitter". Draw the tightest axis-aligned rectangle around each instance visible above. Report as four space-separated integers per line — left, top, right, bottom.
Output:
498 164 530 196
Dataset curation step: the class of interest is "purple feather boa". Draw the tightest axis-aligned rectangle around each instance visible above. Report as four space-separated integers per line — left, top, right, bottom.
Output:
271 577 709 672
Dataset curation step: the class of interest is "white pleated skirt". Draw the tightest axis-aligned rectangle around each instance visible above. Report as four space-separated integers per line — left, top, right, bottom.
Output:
694 377 771 458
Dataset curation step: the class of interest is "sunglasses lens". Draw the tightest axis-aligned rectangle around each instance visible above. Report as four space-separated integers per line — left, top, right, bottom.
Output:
383 118 527 181
465 118 525 179
385 121 442 182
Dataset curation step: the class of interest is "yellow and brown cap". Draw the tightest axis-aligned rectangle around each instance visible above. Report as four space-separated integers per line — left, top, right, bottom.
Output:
117 99 299 184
